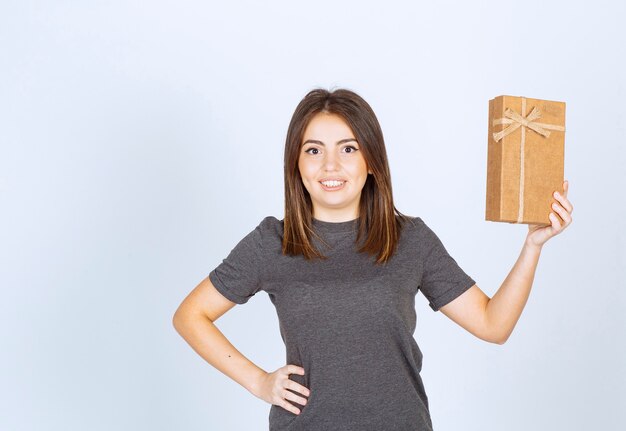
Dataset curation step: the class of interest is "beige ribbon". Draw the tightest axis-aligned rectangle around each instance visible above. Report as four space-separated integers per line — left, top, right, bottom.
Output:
492 98 565 222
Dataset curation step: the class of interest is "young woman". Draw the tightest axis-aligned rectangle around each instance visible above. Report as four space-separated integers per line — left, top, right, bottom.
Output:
173 88 574 430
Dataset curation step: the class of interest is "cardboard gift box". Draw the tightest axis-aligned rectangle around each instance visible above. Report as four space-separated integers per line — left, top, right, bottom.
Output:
485 95 566 225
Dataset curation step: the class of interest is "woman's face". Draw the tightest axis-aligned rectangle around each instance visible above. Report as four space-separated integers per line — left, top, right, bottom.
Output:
298 112 370 222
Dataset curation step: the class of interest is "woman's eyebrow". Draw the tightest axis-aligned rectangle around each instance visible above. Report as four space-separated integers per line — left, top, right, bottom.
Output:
302 138 357 146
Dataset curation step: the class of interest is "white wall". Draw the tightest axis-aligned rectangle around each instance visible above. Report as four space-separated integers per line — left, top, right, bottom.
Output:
1 1 624 430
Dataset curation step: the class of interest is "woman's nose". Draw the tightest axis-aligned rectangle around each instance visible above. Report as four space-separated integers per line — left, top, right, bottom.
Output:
323 152 339 170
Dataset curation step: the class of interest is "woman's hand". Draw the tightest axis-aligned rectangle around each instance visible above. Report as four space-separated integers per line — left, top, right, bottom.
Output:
526 180 574 248
251 365 310 416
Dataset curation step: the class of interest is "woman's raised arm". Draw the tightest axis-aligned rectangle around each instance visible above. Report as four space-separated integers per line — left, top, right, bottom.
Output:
439 180 574 344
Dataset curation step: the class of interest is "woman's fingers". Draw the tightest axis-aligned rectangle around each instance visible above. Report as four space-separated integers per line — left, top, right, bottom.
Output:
274 379 305 415
286 364 305 375
281 364 310 415
551 202 571 226
554 191 574 214
285 380 310 401
552 180 574 231
287 378 311 397
549 212 563 230
282 387 308 409
280 397 302 415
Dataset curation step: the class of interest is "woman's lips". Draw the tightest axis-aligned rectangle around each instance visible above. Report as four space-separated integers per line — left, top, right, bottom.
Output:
319 181 346 191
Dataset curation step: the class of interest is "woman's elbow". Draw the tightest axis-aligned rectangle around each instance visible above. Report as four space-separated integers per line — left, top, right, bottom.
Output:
172 305 190 332
477 330 507 345
489 332 509 345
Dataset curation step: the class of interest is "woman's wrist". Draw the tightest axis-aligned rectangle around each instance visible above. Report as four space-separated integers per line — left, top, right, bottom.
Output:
248 368 268 397
524 236 544 253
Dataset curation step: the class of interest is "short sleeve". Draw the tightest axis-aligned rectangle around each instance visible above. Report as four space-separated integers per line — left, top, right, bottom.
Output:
417 218 476 312
208 219 267 304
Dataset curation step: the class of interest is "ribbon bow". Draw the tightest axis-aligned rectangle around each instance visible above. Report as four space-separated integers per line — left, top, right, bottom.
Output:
493 106 565 142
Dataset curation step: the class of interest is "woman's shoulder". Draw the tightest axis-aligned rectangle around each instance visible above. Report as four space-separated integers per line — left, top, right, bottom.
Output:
259 215 283 227
256 215 285 239
398 214 423 230
397 214 438 241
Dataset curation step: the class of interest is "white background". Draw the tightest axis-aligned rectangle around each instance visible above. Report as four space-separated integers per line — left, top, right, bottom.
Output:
1 1 624 430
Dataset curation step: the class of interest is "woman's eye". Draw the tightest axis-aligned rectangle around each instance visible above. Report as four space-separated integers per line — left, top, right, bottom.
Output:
304 146 358 155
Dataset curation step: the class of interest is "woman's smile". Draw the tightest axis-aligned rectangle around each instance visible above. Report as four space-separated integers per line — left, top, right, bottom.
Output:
319 179 346 191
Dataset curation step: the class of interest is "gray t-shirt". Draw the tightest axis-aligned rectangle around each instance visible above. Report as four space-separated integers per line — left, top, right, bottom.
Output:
209 215 476 431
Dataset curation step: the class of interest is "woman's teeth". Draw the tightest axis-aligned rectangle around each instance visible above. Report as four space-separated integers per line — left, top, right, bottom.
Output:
320 180 344 187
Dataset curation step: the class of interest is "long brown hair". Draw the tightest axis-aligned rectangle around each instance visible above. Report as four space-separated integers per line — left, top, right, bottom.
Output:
282 87 411 264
